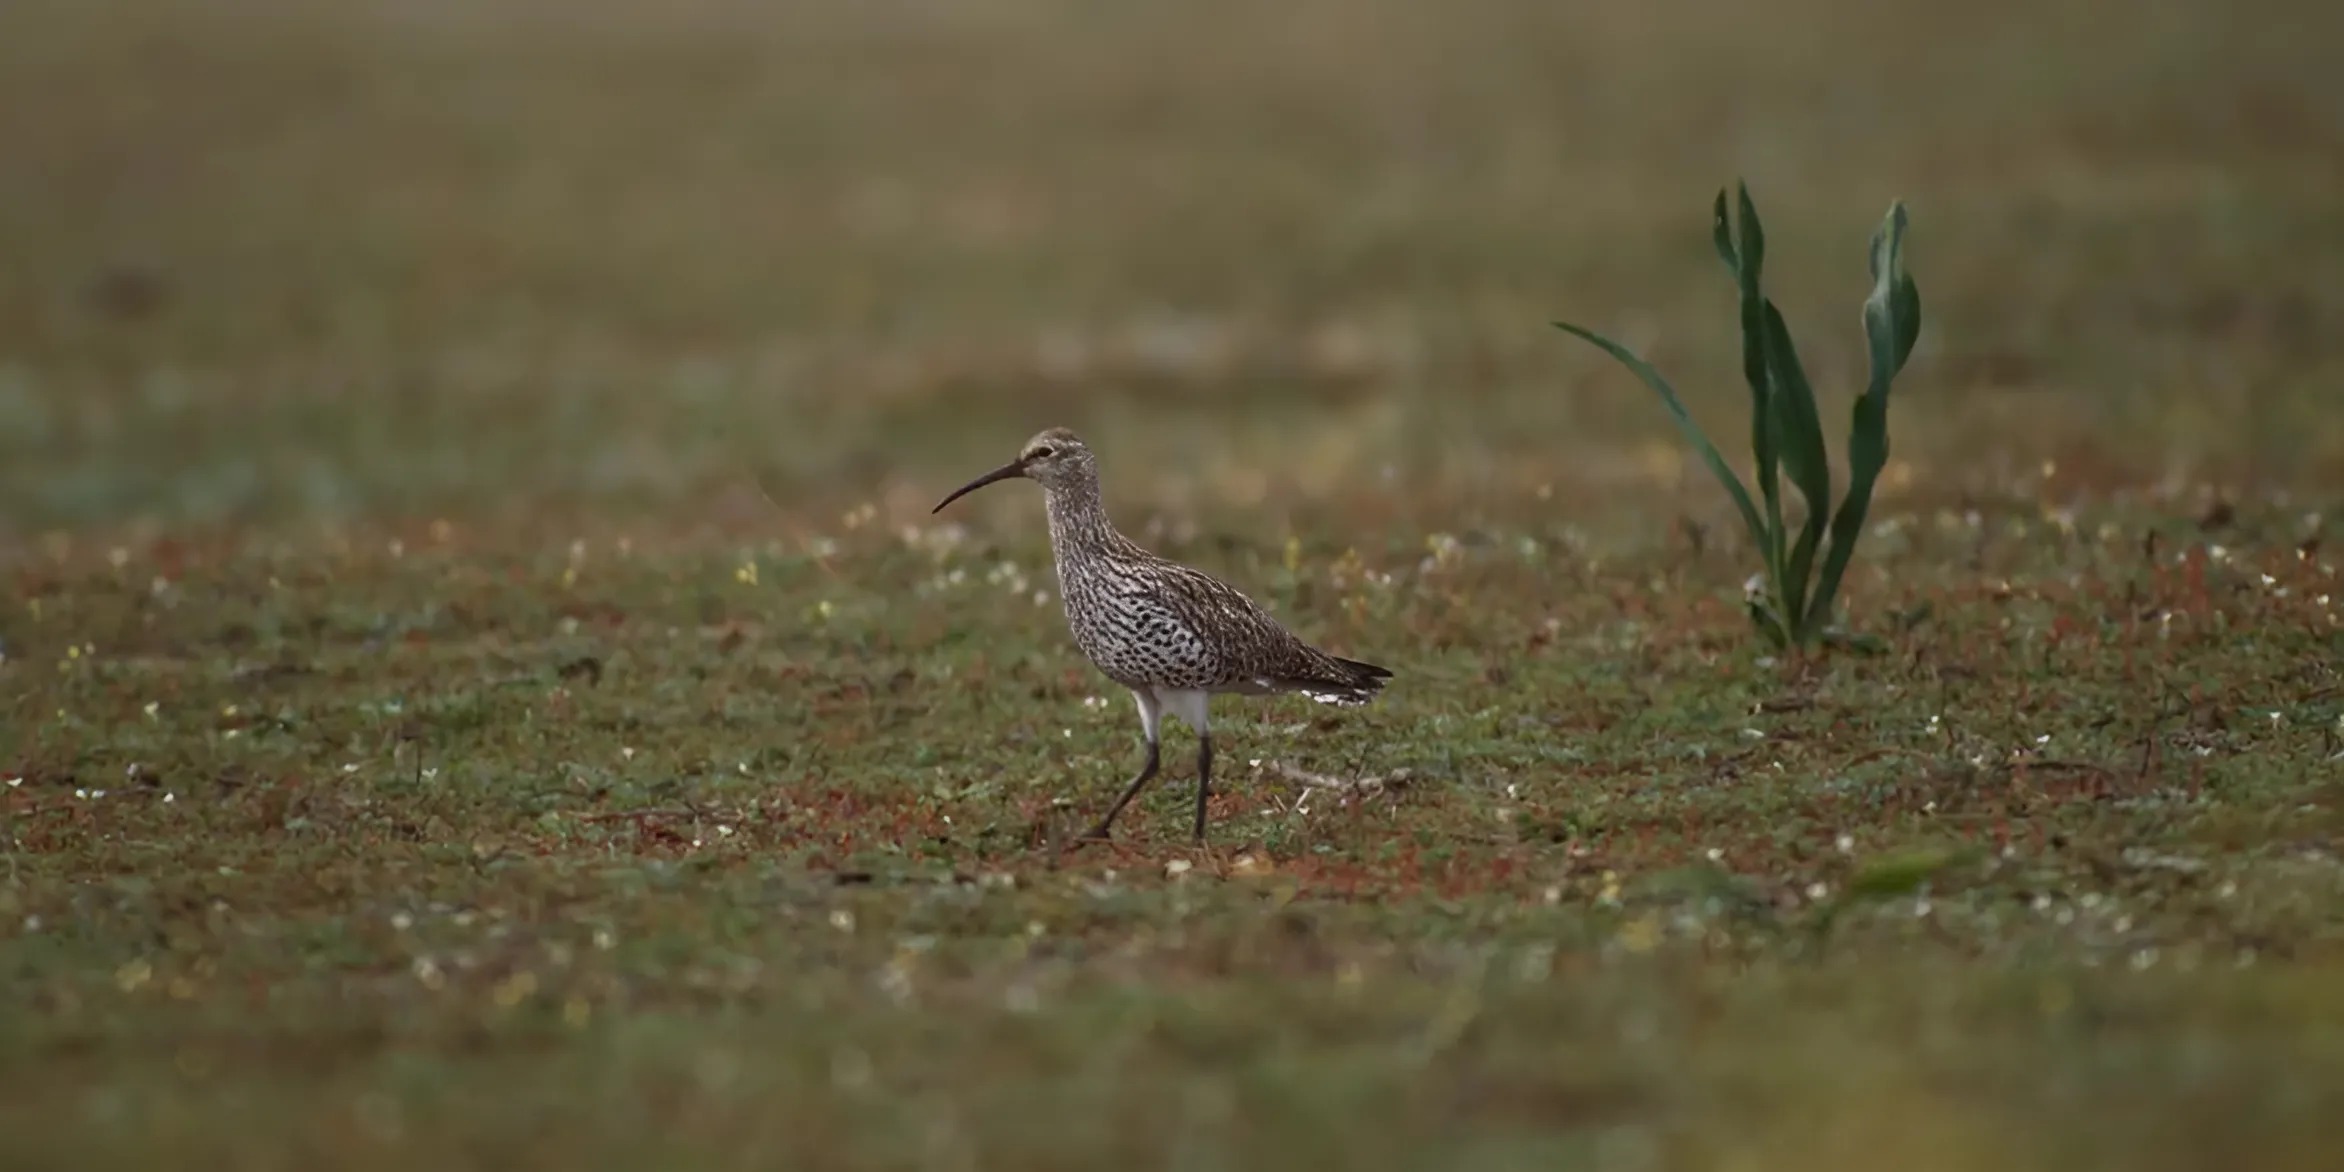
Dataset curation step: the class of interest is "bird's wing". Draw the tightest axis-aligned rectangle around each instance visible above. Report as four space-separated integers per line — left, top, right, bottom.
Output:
1145 559 1349 686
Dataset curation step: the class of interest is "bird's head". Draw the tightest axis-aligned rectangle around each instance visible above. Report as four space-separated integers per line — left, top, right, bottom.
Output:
931 426 1095 512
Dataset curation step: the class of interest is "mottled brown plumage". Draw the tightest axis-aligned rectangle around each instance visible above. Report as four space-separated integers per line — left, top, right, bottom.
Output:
932 427 1392 843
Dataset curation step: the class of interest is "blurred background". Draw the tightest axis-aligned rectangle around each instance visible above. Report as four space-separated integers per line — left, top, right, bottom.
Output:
3 0 2340 543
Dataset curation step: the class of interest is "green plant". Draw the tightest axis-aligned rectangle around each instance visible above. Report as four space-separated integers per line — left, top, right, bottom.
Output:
1554 182 1923 651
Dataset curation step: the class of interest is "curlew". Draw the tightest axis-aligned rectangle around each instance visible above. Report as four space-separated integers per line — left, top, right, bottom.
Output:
932 427 1393 844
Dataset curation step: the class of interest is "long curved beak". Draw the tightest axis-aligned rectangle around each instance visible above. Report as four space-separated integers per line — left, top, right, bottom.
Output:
931 459 1026 514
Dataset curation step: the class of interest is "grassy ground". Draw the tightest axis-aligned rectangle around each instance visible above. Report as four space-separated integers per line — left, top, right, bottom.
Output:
5 1 2344 1168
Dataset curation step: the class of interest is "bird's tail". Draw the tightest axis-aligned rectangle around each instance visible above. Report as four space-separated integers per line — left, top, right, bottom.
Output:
1287 655 1394 707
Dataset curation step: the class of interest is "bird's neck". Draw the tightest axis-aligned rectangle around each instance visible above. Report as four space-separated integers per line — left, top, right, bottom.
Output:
1042 480 1129 563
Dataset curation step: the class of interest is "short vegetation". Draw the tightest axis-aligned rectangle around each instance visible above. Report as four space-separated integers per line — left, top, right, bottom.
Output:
1556 184 1921 652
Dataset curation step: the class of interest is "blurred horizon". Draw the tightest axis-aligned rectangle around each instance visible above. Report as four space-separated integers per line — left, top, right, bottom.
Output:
3 0 2341 539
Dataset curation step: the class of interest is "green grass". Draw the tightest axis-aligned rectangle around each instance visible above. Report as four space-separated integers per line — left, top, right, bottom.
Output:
6 1 2344 1168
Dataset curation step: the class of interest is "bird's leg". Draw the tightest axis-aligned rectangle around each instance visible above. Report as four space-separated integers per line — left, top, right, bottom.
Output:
1192 733 1213 844
1083 688 1164 841
1084 740 1159 840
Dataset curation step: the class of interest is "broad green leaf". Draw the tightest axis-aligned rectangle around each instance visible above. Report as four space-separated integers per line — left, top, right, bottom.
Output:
1634 863 1774 910
1810 841 1976 941
1808 201 1919 634
1553 321 1770 559
1866 204 1923 377
1761 300 1832 638
1845 845 1979 898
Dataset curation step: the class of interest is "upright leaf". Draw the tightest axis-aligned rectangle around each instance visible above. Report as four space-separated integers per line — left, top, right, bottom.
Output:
1865 203 1923 377
1807 201 1919 634
1710 189 1739 273
1728 185 1786 602
1892 270 1922 374
1761 302 1831 635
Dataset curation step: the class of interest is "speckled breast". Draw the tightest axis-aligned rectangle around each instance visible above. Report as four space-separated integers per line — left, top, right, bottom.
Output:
1058 565 1219 690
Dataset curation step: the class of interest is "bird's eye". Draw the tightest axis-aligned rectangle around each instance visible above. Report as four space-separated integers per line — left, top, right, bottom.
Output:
1028 445 1055 460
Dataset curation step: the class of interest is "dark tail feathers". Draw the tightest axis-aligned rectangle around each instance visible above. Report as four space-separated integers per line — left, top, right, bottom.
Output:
1284 655 1393 706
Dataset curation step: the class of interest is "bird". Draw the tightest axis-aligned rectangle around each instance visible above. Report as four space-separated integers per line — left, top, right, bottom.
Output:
931 427 1393 845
